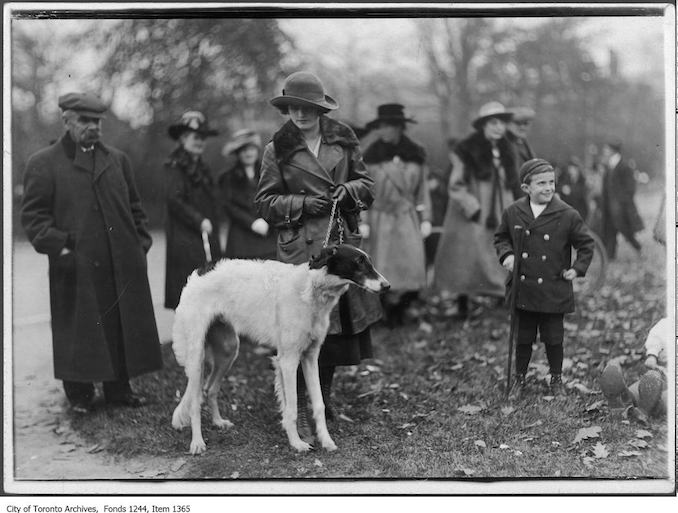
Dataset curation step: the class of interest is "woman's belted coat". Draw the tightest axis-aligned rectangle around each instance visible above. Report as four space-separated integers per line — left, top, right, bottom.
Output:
255 116 382 335
433 131 521 297
164 147 222 309
20 133 162 382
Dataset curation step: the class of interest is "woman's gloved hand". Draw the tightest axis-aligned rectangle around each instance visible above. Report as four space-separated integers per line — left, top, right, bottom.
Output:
303 196 332 215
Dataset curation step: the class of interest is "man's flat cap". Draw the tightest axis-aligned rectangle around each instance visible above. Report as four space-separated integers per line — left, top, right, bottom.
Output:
58 92 108 118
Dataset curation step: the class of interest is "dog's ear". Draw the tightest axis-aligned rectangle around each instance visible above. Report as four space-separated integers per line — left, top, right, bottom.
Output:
309 245 338 269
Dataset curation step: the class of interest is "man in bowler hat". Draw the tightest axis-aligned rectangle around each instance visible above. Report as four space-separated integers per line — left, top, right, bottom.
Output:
21 92 162 413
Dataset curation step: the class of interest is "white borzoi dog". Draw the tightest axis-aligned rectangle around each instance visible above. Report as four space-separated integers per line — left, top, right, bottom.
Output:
171 244 390 454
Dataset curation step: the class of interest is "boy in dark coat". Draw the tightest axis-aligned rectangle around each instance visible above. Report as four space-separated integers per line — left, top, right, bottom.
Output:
494 159 594 395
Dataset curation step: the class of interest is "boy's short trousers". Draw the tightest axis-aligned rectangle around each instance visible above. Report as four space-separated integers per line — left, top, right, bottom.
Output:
516 309 564 346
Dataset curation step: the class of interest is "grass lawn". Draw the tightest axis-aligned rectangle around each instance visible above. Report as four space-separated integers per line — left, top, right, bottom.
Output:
68 191 671 484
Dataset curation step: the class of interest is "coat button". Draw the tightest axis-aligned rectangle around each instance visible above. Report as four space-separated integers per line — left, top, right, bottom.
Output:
544 234 550 241
537 278 543 284
520 275 525 281
542 255 547 261
300 189 306 194
306 238 313 245
521 252 528 258
525 230 530 235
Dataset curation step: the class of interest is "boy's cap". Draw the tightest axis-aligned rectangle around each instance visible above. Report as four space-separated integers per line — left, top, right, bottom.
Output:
520 158 554 184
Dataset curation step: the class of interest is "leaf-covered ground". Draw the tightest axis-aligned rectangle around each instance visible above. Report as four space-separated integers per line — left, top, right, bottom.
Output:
69 191 670 482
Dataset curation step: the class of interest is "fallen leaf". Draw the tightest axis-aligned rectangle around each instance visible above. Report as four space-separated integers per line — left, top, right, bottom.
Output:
170 458 187 472
388 383 400 389
524 420 543 429
86 444 102 454
573 425 602 444
635 429 653 439
501 406 515 416
453 467 475 476
399 423 414 429
513 450 523 456
474 440 486 449
585 400 605 412
230 471 240 479
499 444 510 450
571 383 595 394
313 459 323 468
592 442 609 459
139 468 165 478
552 441 561 448
628 439 649 449
365 364 380 373
543 395 555 402
450 363 463 371
413 340 428 350
618 450 641 458
418 322 433 334
458 404 483 415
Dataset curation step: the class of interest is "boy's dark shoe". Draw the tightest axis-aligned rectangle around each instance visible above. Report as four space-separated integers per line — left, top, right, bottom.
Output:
549 374 565 396
509 374 527 399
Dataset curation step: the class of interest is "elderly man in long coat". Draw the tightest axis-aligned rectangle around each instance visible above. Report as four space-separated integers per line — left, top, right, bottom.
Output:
21 92 162 413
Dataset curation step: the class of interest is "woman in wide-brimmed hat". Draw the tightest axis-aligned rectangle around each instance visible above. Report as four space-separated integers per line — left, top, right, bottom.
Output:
218 128 276 259
433 101 521 319
361 103 432 326
255 71 382 442
163 110 222 309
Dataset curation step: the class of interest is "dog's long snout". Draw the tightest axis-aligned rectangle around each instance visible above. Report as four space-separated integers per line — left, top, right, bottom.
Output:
362 269 390 293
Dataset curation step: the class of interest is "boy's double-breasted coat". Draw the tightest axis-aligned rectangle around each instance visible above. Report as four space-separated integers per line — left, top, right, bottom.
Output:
255 116 382 335
494 195 595 313
21 133 162 382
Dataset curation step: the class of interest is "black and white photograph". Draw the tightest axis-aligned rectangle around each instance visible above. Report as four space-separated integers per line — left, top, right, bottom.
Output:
2 1 676 500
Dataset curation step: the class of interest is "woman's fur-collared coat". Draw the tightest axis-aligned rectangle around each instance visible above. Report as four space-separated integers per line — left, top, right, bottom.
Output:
164 147 222 309
433 131 520 298
255 116 382 335
21 133 162 382
362 134 432 292
494 195 595 313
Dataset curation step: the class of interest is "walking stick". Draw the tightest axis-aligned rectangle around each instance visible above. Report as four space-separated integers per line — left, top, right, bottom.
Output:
505 225 524 399
201 230 212 263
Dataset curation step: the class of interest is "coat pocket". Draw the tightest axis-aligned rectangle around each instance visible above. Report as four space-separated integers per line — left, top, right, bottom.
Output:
277 228 307 263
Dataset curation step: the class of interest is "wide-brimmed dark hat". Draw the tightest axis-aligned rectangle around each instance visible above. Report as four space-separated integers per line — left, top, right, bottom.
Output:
472 101 512 130
366 103 417 130
168 111 219 140
270 71 338 112
222 128 262 157
58 92 108 118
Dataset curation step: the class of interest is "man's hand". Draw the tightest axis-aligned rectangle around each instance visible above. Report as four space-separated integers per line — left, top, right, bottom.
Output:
200 218 213 235
359 223 370 239
562 268 577 281
502 254 515 272
303 196 332 215
251 218 269 237
420 221 432 238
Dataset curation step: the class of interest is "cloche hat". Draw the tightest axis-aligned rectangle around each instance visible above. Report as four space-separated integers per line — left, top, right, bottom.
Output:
168 110 219 140
270 71 338 112
222 128 262 157
472 101 512 131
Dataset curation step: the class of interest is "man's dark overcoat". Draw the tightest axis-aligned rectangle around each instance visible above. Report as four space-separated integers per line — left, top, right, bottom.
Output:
218 161 277 259
164 147 222 309
494 195 595 313
255 116 382 335
601 158 644 245
21 133 162 382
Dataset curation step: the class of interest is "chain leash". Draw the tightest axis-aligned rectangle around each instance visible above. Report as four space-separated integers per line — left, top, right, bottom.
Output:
322 198 344 248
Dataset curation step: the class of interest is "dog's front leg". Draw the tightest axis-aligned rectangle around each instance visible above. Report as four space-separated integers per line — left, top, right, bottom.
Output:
302 344 337 451
278 354 313 452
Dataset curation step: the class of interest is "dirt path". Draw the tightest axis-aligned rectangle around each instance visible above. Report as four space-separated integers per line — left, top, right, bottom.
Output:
9 235 185 484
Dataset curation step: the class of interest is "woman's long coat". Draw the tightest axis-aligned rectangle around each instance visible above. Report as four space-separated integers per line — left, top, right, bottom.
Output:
164 147 222 309
218 161 277 259
362 135 431 292
433 131 520 297
494 196 595 313
255 116 382 335
21 133 162 382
